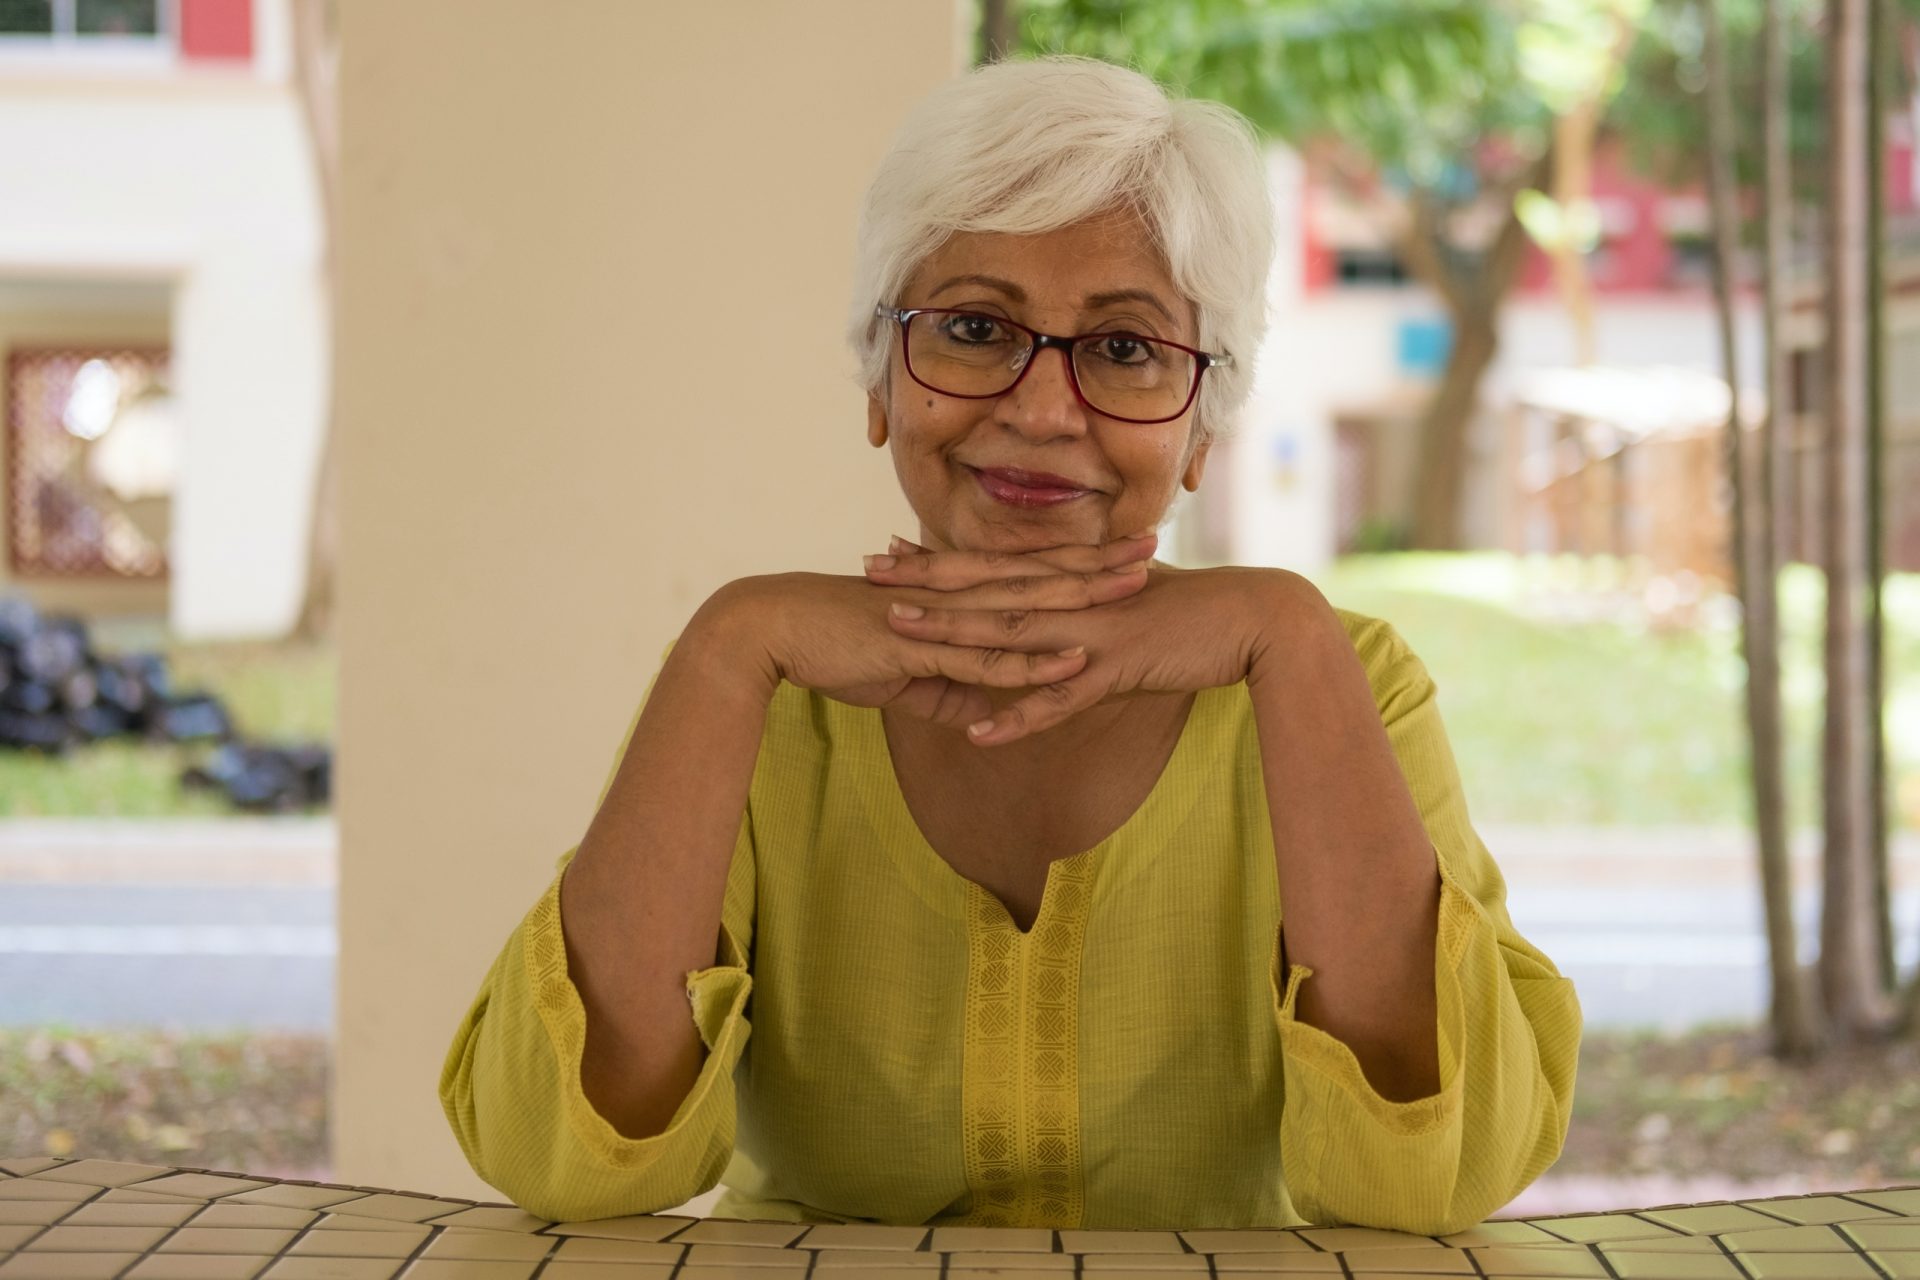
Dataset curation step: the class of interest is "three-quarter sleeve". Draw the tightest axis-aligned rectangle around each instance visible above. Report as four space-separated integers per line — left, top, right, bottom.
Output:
1270 620 1583 1236
438 642 760 1222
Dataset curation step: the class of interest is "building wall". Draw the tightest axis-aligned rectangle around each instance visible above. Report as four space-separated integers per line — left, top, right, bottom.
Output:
0 5 325 638
333 0 964 1202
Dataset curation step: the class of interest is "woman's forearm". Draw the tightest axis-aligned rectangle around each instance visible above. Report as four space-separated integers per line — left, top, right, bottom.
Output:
1247 586 1442 1102
559 585 776 1140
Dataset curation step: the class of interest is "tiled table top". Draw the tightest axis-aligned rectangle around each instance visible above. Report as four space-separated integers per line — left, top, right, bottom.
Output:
2 1157 1917 1280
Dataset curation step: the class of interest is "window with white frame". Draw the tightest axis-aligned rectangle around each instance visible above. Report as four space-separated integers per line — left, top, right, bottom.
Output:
0 0 167 44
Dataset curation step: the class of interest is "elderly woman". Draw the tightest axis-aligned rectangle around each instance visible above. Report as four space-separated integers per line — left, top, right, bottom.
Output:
440 54 1580 1233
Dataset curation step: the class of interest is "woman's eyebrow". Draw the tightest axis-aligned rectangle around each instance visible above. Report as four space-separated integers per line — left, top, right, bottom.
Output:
928 273 1177 326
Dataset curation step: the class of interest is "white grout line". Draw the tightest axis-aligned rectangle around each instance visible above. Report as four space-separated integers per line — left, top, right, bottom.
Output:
0 925 337 956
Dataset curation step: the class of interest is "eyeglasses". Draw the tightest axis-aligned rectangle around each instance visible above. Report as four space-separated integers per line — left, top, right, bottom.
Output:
875 305 1232 425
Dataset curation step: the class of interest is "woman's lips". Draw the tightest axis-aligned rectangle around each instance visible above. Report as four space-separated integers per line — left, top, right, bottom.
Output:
968 466 1094 508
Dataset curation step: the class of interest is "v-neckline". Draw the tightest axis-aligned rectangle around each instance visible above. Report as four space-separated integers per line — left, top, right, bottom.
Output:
866 687 1211 938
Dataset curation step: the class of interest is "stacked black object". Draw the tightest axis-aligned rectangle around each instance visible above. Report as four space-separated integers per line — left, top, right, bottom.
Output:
0 592 330 812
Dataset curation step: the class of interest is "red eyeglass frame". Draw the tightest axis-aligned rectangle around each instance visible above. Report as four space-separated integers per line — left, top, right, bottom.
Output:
875 305 1233 425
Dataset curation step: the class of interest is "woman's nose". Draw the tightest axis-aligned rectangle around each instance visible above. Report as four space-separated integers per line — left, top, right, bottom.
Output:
997 343 1089 438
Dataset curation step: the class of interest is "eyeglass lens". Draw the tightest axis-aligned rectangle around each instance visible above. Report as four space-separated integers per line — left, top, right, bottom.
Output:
904 311 1197 422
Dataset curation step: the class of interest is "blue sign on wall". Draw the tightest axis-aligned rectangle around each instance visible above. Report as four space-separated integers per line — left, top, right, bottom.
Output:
1397 317 1452 377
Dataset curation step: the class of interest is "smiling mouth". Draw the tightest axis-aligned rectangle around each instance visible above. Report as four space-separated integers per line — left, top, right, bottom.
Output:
965 465 1096 508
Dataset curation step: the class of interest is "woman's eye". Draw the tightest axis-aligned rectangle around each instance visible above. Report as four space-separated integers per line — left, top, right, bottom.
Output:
942 315 1006 344
1097 335 1156 364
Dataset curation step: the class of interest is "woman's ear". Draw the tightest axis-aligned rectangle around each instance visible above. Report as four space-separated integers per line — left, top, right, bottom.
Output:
1181 435 1212 493
867 387 889 448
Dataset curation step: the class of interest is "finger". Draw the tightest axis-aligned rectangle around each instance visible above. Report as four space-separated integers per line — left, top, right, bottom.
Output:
897 639 1088 689
966 671 1106 746
868 533 1156 588
885 675 996 729
886 562 1149 616
885 600 1068 651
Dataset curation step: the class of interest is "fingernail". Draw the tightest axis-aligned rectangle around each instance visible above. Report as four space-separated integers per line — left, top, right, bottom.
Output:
967 720 994 737
865 554 896 571
1108 560 1148 574
1058 645 1085 658
890 602 924 619
889 535 909 554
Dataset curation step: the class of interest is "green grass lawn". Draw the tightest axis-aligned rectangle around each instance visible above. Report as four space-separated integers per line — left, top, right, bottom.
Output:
0 633 334 818
0 552 1913 825
1308 552 1919 831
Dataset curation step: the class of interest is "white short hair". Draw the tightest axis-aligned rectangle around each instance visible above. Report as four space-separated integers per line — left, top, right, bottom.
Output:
846 53 1274 445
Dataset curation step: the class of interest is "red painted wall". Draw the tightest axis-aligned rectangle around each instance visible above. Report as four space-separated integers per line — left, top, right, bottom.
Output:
179 0 252 61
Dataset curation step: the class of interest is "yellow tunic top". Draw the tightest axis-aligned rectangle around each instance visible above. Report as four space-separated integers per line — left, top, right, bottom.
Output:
440 607 1582 1232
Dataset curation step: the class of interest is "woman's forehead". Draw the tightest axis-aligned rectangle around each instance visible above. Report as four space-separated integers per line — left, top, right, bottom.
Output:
908 220 1192 333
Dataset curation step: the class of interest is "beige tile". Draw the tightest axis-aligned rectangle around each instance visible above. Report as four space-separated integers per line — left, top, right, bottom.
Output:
418 1232 555 1264
684 1243 820 1267
24 1224 170 1252
1868 1251 1920 1280
1721 1226 1855 1253
946 1251 1075 1270
930 1228 1054 1254
813 1247 939 1268
1334 1246 1475 1273
395 1262 539 1280
1206 1254 1342 1273
0 1253 142 1278
797 1224 929 1251
558 1237 719 1264
0 1162 62 1179
1841 1221 1920 1250
1078 1254 1208 1270
1639 1205 1789 1235
158 1227 300 1255
1734 1253 1878 1279
1082 1273 1226 1280
310 1216 432 1235
0 1185 89 1205
63 1202 196 1228
261 1260 406 1280
1178 1231 1316 1254
894 1272 1063 1280
127 1256 276 1279
0 1228 38 1252
1059 1231 1183 1254
230 1188 371 1213
96 1189 205 1206
1848 1189 1920 1216
25 1162 176 1190
1599 1237 1724 1254
1601 1251 1745 1280
1530 1216 1683 1245
542 1216 699 1242
811 1269 948 1280
569 1240 688 1265
289 1229 425 1259
134 1174 272 1201
1467 1245 1608 1277
671 1220 811 1248
317 1197 450 1226
1744 1197 1896 1226
420 1208 548 1234
191 1205 320 1231
534 1266 674 1280
1437 1222 1563 1248
677 1269 811 1280
1297 1227 1439 1252
0 1204 73 1227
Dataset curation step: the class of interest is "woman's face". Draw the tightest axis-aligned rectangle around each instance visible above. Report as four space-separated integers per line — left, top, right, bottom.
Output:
866 207 1211 555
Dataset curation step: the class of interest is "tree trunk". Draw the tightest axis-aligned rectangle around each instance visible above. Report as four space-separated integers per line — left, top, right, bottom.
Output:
1399 157 1545 552
1818 0 1893 1039
979 0 1019 65
1743 0 1824 1056
289 0 338 646
1864 0 1894 994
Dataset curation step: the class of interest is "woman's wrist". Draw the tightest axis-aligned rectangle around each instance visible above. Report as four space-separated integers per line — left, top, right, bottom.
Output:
684 577 787 705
